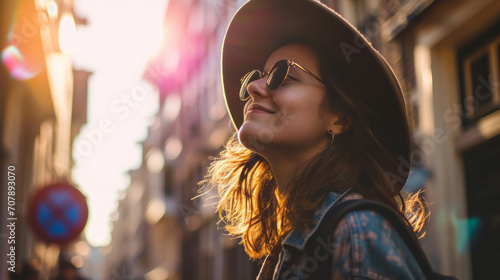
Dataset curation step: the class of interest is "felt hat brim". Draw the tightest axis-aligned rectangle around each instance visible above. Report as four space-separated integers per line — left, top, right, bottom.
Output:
221 0 411 193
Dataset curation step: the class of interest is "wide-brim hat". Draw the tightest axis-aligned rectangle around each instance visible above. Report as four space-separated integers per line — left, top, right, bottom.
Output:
221 0 411 194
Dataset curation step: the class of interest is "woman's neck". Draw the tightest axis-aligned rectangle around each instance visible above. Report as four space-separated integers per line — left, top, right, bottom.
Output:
258 141 329 194
269 158 300 194
265 152 316 194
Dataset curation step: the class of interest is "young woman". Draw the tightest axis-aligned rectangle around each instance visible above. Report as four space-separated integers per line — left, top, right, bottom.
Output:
203 0 427 279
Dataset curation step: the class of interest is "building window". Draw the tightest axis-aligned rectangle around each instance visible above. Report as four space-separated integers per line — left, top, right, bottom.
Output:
463 136 500 279
459 20 500 280
459 26 500 126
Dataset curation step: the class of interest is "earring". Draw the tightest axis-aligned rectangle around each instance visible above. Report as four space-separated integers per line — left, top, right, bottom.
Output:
328 129 335 145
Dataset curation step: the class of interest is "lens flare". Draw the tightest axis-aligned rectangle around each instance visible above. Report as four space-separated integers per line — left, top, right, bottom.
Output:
1 44 41 80
2 0 45 80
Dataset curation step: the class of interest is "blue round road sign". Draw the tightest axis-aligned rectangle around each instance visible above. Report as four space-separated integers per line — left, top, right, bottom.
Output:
28 182 88 245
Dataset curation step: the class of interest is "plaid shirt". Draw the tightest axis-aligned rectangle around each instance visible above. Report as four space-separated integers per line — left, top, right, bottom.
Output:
257 191 426 280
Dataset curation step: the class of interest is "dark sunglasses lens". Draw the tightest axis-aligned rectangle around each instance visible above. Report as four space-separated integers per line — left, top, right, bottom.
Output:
267 60 288 90
239 70 261 100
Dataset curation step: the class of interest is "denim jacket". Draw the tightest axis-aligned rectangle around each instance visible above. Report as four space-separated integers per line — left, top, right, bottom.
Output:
261 190 426 280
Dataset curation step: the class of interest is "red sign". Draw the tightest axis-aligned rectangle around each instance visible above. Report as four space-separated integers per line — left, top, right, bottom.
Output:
28 182 88 245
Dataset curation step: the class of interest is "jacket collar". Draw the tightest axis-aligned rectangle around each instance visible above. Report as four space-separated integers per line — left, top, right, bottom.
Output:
282 189 352 250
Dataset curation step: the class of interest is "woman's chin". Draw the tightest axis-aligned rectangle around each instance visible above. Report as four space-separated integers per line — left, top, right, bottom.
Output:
237 123 270 153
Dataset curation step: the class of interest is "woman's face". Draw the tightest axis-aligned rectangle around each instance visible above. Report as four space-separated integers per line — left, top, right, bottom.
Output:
238 43 340 160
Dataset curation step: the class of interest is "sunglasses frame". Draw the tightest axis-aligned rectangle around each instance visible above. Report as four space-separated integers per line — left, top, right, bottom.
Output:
239 59 325 101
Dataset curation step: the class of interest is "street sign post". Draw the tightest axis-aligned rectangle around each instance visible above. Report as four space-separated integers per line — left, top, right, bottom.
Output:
28 182 88 245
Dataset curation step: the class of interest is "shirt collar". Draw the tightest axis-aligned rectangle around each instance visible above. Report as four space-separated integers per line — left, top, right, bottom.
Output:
282 189 351 250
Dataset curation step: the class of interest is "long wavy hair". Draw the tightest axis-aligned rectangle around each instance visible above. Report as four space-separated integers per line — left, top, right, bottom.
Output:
201 43 427 260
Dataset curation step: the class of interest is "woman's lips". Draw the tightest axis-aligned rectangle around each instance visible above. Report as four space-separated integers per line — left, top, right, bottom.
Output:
247 104 274 114
248 109 270 114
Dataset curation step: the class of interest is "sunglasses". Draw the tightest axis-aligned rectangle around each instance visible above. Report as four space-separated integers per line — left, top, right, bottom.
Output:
239 59 325 101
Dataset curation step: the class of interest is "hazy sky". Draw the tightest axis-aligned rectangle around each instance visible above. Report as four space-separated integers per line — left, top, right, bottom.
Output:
72 0 168 247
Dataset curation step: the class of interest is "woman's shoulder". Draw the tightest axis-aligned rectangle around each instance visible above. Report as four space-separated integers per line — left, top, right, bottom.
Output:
334 192 396 234
325 190 396 238
330 192 425 279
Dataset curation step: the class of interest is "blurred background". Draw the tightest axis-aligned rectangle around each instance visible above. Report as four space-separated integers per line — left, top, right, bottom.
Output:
1 0 499 279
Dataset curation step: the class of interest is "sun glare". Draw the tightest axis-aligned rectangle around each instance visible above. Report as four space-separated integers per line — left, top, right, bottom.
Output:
59 14 76 55
73 0 168 247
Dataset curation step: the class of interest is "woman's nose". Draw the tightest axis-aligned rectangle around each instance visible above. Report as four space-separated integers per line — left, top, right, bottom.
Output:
247 76 270 99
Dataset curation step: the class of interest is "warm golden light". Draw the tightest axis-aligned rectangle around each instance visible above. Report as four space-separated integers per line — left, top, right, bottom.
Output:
145 267 170 280
145 199 166 224
71 256 84 268
47 1 58 18
164 136 182 160
146 148 165 174
59 14 76 54
75 241 91 257
162 94 182 121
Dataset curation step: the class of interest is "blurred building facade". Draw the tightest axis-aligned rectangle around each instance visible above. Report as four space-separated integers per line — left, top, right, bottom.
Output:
331 0 500 278
106 0 500 279
104 0 262 279
0 0 90 279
